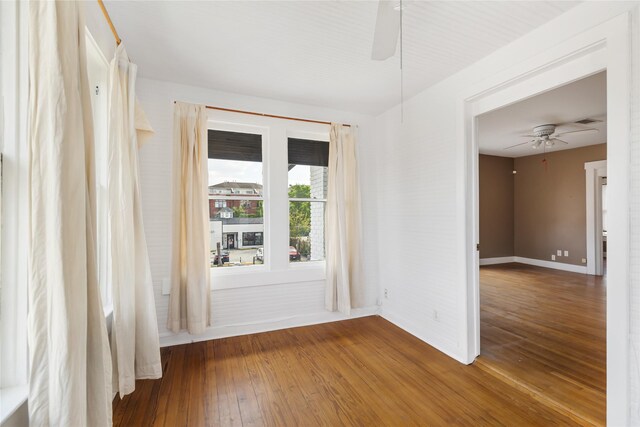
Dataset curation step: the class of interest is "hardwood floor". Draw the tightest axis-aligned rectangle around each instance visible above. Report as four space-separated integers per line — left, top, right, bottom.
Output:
478 263 606 426
114 315 581 426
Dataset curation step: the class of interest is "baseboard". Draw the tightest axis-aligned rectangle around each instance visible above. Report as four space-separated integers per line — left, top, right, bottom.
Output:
513 256 588 274
480 255 587 274
380 309 466 364
479 256 515 265
159 306 380 347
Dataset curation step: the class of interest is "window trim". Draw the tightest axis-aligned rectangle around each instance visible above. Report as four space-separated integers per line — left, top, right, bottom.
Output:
204 117 330 291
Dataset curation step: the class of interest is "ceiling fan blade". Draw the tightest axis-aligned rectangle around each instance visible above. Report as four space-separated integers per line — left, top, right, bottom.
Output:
554 128 598 137
504 140 533 150
551 138 569 145
371 1 400 60
520 134 537 138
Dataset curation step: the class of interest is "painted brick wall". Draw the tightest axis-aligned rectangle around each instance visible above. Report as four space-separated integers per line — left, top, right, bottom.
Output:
309 166 327 261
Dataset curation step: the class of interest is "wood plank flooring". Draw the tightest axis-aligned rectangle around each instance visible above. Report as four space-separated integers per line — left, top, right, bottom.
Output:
478 263 606 426
114 315 582 426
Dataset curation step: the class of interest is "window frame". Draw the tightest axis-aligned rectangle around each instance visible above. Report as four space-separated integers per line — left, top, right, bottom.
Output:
205 117 329 290
0 1 29 421
207 121 269 279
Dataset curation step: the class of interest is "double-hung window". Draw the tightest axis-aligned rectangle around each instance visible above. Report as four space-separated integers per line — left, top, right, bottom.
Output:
287 138 328 263
207 129 264 267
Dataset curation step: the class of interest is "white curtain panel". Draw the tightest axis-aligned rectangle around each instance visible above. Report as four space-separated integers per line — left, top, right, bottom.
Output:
325 124 364 315
108 43 162 397
167 102 211 334
27 1 112 425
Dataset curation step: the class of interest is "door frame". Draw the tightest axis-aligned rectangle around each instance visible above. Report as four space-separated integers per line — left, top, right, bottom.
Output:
461 12 631 425
585 160 607 275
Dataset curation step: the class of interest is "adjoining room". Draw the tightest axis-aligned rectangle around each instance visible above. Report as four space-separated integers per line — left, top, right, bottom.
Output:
477 71 607 424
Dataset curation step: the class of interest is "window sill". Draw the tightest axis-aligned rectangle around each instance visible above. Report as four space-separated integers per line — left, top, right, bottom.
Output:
0 384 28 423
210 263 325 290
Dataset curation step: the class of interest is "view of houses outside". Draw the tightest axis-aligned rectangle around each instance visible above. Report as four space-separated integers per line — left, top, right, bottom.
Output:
208 158 326 267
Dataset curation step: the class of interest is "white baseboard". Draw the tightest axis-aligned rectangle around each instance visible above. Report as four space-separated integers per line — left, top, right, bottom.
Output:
513 256 588 274
159 306 380 347
480 255 587 274
479 256 515 265
380 309 466 364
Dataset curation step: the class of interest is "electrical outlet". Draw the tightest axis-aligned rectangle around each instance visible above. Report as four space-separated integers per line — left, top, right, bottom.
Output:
551 254 556 261
162 278 171 295
564 250 569 257
384 288 388 299
582 258 587 263
557 250 562 256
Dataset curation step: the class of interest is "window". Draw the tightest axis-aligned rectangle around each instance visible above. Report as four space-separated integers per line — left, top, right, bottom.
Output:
86 31 111 311
208 129 264 267
243 232 263 247
288 138 328 263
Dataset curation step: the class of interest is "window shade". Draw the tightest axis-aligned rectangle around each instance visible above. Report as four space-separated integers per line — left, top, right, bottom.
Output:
208 130 262 162
288 138 329 167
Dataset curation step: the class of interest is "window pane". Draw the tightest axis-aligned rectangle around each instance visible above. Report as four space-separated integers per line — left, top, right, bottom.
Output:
289 201 325 262
209 199 264 267
209 130 264 268
288 138 328 264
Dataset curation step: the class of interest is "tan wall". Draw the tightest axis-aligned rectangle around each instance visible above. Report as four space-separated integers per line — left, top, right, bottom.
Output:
479 155 514 258
514 144 607 265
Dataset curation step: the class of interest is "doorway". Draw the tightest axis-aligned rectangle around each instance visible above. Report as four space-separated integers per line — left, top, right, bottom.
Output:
226 233 237 249
463 14 632 424
474 71 608 424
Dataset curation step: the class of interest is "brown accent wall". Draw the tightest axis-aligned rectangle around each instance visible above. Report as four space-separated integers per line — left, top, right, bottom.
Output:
514 144 607 265
479 155 514 258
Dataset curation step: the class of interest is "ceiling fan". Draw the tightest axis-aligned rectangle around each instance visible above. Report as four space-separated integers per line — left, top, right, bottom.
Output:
371 1 402 61
504 124 598 150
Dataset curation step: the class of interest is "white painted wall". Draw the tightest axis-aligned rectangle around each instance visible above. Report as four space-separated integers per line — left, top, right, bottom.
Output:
629 6 640 424
135 77 381 345
371 3 640 424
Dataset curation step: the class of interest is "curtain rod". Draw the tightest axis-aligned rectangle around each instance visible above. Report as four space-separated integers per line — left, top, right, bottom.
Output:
174 102 351 128
97 0 121 45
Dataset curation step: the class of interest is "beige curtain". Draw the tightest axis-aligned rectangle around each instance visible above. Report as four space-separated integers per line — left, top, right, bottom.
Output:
167 102 211 334
108 43 162 397
325 124 364 315
27 1 112 425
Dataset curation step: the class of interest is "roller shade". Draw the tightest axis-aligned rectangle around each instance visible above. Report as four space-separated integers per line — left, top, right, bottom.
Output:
208 130 262 162
288 138 329 167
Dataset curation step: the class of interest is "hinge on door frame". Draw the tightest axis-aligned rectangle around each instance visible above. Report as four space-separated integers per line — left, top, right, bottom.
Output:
476 243 480 251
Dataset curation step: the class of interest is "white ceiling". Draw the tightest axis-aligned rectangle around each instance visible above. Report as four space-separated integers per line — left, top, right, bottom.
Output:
103 1 579 115
478 72 607 157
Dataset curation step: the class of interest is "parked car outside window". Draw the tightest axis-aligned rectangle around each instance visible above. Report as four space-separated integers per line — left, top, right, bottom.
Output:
289 246 301 261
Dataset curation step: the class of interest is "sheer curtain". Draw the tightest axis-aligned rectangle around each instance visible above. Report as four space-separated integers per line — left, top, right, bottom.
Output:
325 124 364 315
27 1 112 425
167 102 211 334
108 43 162 397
